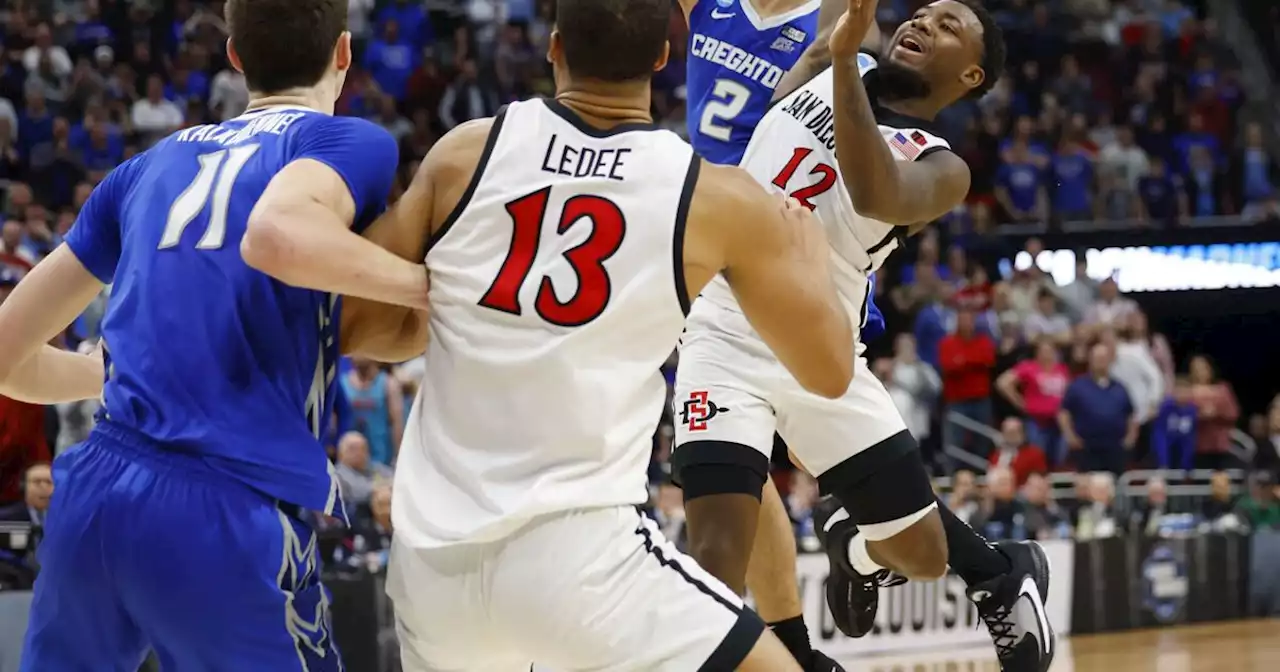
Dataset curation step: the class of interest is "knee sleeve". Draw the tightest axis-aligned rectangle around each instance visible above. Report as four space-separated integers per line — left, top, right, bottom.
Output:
817 430 936 531
678 462 767 502
672 440 770 501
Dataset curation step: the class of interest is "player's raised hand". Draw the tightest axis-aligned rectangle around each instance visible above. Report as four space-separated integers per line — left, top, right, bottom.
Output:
829 0 878 59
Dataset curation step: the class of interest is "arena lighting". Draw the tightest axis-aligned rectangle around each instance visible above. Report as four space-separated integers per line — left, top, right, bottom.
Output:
1009 242 1280 292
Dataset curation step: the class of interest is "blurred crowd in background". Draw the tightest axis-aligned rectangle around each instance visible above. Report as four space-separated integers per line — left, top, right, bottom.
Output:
2 0 1280 586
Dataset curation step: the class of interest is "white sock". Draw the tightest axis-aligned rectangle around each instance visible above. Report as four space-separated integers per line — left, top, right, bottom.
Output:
847 532 885 577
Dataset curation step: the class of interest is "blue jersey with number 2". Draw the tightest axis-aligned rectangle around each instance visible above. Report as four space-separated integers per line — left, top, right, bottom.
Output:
686 0 820 165
62 106 399 520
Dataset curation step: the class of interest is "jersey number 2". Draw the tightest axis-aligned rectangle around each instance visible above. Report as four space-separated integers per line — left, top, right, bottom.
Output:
698 79 752 142
771 147 836 211
158 145 261 250
478 187 625 327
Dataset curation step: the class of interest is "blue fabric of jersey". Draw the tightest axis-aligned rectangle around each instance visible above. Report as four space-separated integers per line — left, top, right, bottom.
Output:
684 0 886 342
685 0 818 165
61 108 398 521
23 428 342 671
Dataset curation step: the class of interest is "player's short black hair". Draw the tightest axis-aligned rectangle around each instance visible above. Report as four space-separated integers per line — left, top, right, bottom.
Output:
555 0 670 82
225 0 348 93
956 0 1005 100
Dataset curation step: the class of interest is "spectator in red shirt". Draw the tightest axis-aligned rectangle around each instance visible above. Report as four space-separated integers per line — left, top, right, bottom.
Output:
988 417 1049 487
996 339 1073 465
0 272 50 504
1188 355 1240 470
939 308 997 456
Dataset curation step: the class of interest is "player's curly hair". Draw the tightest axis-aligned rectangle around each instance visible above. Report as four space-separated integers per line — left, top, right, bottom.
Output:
956 0 1006 100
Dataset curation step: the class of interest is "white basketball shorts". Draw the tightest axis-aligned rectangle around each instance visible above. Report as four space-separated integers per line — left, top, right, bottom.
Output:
386 506 765 671
672 330 910 480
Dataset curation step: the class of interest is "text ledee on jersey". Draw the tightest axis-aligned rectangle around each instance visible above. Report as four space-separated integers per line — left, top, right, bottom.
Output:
540 134 632 182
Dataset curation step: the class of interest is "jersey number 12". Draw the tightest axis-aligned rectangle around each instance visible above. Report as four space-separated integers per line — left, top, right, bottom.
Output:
158 145 261 251
771 147 836 211
478 186 625 327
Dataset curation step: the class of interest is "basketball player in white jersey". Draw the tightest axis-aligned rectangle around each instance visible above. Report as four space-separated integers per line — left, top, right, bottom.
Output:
344 0 861 668
672 1 1057 670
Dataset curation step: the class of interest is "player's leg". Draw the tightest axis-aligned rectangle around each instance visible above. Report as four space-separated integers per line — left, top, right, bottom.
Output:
485 506 800 672
746 474 846 671
21 439 149 671
670 365 777 595
784 361 1055 671
98 443 343 671
673 351 840 670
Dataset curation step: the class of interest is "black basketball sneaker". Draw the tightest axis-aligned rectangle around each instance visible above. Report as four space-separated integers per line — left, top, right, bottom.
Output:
811 497 905 638
967 540 1056 672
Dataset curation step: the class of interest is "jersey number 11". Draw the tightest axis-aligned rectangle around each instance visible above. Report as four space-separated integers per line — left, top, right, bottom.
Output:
158 145 262 251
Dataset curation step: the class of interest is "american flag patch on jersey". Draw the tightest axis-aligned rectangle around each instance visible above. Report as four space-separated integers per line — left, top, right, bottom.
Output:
890 132 921 160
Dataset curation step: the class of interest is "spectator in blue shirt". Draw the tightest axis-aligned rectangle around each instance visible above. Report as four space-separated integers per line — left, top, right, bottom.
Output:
996 145 1048 223
1182 145 1230 217
1172 112 1222 174
377 0 433 48
1152 377 1198 471
1232 122 1278 209
365 19 420 101
1051 138 1095 221
1060 343 1137 474
18 87 53 161
1137 157 1185 226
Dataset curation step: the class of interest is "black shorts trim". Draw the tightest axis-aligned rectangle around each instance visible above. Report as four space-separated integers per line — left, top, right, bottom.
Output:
634 511 765 671
672 156 700 316
423 107 508 256
697 610 766 672
816 429 918 496
670 440 772 486
634 511 741 614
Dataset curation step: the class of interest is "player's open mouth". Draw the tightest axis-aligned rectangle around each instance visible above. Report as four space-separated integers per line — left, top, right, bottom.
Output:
899 36 926 54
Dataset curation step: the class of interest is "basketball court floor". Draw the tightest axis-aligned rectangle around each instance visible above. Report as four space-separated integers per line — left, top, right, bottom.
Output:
835 620 1280 671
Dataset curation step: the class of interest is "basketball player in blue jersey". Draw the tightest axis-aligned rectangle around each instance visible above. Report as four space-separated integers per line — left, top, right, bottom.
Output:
0 1 432 669
678 1 883 669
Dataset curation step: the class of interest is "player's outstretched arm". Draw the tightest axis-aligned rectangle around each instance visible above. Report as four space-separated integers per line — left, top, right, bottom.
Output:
828 0 970 225
242 120 430 311
0 246 106 403
689 163 853 398
772 0 882 102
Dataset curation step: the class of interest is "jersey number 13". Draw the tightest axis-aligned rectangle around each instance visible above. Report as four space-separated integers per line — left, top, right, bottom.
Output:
478 186 625 327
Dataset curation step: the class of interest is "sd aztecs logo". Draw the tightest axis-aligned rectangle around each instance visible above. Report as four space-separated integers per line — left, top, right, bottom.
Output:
680 391 730 431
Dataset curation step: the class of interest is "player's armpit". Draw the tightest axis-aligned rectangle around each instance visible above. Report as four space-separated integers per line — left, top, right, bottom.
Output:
242 159 430 310
337 116 496 362
0 245 106 403
686 163 854 398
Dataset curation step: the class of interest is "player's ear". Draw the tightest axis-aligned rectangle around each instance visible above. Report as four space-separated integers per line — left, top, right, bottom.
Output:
334 31 353 73
547 29 562 65
225 38 244 75
653 40 670 73
960 64 984 93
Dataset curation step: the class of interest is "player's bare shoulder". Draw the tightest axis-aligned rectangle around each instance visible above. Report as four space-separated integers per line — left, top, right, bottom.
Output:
681 160 781 295
415 116 500 237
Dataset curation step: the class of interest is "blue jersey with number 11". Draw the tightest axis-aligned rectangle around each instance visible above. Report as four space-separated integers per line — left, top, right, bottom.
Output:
63 106 398 521
686 0 820 165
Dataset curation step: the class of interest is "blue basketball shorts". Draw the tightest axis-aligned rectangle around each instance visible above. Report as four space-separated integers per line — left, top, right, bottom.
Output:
22 424 343 672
